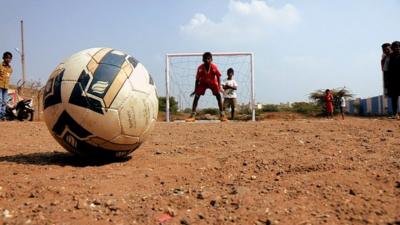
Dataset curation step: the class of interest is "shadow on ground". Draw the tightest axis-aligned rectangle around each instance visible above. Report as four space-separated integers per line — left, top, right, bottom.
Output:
0 151 131 167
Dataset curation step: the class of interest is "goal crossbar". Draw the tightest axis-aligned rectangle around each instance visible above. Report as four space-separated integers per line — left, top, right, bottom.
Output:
165 52 255 122
167 52 253 57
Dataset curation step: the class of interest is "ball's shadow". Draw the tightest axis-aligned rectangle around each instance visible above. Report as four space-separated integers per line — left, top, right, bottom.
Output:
0 151 131 167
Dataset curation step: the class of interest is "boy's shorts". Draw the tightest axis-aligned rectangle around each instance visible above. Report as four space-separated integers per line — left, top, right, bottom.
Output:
223 98 237 109
195 82 220 96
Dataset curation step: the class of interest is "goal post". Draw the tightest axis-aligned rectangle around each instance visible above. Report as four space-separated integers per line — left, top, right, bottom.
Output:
165 52 255 122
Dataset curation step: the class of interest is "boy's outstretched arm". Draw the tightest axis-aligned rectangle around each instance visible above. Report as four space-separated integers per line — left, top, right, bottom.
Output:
190 80 199 97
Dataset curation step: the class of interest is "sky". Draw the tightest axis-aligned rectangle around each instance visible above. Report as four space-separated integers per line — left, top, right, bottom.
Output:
1 0 399 104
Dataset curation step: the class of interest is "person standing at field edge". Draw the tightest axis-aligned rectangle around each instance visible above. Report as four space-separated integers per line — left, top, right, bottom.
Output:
0 52 13 121
387 41 400 119
325 89 334 119
339 96 346 120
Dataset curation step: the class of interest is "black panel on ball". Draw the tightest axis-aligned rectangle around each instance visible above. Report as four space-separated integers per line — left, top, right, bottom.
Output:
87 64 121 99
52 110 139 158
52 110 92 138
127 56 138 68
100 51 126 67
43 69 64 109
69 70 104 114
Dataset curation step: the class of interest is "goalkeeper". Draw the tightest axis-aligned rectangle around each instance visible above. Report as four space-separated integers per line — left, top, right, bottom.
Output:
186 52 227 122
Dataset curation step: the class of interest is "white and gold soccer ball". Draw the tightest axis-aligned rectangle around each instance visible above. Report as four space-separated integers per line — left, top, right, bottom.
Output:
43 48 158 158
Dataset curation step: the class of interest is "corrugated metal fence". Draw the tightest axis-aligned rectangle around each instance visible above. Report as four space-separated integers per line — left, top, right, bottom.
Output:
346 95 399 115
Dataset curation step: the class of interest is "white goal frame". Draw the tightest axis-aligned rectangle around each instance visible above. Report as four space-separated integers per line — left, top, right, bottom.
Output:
165 52 255 122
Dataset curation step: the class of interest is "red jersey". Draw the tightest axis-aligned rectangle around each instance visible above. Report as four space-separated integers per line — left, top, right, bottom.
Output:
325 93 334 113
196 63 221 85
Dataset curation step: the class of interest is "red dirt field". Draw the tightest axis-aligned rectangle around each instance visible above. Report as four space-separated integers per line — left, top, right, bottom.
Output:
0 117 399 225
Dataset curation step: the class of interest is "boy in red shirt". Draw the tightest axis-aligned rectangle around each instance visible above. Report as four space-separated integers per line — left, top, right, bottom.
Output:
325 89 334 119
186 52 227 122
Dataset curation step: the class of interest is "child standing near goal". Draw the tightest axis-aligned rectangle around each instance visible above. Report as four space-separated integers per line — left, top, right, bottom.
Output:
223 68 238 120
186 52 227 122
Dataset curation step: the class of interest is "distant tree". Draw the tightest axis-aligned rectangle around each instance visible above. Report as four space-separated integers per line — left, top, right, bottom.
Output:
158 96 178 113
309 87 354 113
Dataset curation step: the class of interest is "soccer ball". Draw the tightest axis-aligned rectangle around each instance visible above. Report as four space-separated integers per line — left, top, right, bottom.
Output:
42 48 158 158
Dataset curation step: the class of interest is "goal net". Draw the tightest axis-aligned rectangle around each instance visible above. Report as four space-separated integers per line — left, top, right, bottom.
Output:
165 52 255 122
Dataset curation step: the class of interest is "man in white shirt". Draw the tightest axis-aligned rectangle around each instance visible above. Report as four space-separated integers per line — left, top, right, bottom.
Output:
222 68 238 120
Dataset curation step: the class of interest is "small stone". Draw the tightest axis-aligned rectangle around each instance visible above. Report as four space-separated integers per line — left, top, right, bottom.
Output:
198 213 205 219
255 219 272 225
50 201 58 206
3 209 12 218
231 202 240 210
229 187 238 195
75 199 87 209
92 199 101 205
210 200 217 207
196 193 204 199
155 150 163 155
173 188 184 195
105 200 119 211
251 175 257 180
166 207 177 217
180 219 190 225
28 193 36 198
349 189 356 196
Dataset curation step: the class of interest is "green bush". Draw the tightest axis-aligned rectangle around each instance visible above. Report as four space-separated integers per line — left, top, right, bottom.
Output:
158 96 178 113
237 105 261 117
200 108 219 115
183 108 192 114
262 104 280 112
290 102 320 115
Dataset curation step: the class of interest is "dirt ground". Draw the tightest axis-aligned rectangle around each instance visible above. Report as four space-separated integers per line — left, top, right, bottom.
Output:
0 116 399 225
